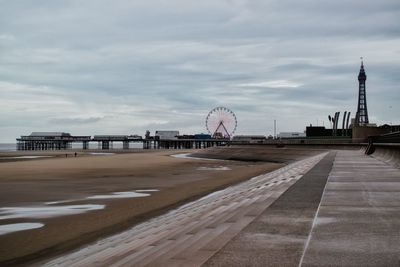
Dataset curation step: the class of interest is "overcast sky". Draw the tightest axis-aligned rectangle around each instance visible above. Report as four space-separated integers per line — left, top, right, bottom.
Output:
1 0 399 142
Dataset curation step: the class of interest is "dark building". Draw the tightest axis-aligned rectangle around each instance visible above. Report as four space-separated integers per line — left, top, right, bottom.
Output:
194 134 212 139
306 126 348 137
356 59 369 125
380 124 400 133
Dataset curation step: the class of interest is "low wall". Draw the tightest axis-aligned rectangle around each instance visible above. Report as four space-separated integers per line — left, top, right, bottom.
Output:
370 144 400 168
352 126 389 141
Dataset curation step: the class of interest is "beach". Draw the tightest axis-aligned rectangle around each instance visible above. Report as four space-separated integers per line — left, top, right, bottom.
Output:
0 147 296 265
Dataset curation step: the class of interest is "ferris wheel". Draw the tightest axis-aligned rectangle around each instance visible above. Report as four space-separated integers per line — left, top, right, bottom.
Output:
206 107 237 138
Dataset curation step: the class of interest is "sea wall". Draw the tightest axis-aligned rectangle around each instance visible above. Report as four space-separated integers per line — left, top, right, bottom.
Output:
370 144 400 168
192 145 328 163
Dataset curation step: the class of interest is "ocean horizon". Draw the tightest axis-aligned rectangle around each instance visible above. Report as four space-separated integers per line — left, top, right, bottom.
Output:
0 143 16 151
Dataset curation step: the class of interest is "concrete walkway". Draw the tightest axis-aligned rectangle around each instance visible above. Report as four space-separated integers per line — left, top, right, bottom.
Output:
204 152 336 266
42 153 327 267
206 150 400 267
300 150 400 267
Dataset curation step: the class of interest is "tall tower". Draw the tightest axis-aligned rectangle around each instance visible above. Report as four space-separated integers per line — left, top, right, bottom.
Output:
356 58 369 125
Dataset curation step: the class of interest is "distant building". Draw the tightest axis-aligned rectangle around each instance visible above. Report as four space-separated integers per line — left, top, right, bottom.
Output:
306 127 332 137
352 124 400 141
278 132 306 138
29 132 72 138
177 134 195 139
155 130 179 140
306 126 354 138
380 124 400 133
176 133 213 140
232 135 266 143
194 134 212 139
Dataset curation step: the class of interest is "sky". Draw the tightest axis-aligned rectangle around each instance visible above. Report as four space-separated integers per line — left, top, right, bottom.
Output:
0 0 399 142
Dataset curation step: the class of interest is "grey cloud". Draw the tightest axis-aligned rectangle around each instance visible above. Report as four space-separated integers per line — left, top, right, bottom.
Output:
0 0 399 141
48 117 104 125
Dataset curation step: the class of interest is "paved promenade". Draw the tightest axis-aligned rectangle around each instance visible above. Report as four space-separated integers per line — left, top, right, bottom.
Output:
41 150 400 266
300 150 400 266
206 150 400 266
204 152 336 266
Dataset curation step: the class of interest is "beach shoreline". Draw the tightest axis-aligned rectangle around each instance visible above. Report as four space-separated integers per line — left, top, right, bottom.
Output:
0 147 294 265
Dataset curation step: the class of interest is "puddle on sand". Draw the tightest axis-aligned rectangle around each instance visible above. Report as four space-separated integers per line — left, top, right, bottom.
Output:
197 166 232 171
0 204 105 220
44 199 78 205
0 223 44 236
172 154 218 161
46 190 158 205
88 152 115 155
135 189 159 192
1 156 53 159
87 192 150 199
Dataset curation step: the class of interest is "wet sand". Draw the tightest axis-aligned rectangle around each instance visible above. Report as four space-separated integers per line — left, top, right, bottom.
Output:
0 148 285 265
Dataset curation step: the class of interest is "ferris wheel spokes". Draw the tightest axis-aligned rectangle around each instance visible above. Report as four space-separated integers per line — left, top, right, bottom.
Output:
206 107 237 139
213 121 231 138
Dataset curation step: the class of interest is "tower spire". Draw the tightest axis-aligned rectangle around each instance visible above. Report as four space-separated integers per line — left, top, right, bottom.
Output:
356 58 369 126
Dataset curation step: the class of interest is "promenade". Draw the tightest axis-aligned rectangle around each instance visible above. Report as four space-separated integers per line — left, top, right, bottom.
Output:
41 150 400 266
300 150 400 266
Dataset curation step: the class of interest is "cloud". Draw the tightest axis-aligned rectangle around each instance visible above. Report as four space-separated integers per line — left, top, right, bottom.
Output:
0 0 399 141
238 80 302 88
0 34 14 41
48 117 104 124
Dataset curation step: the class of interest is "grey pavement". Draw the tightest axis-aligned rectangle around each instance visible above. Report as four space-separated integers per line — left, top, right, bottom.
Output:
300 150 400 267
204 152 336 266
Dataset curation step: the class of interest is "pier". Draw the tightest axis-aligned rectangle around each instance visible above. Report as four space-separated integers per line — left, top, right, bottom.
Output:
16 132 229 151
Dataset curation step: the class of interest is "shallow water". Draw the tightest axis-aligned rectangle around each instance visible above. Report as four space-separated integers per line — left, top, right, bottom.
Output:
0 143 16 152
88 152 116 155
171 153 219 161
46 190 157 205
1 156 53 159
87 192 150 199
0 223 44 235
0 204 105 220
197 166 231 171
44 200 78 205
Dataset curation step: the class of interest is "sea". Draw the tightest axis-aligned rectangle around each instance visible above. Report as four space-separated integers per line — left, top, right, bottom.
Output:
0 143 17 151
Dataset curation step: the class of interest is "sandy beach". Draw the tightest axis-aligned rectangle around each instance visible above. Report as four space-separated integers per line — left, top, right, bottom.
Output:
0 147 300 265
